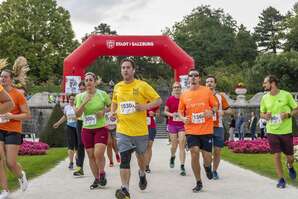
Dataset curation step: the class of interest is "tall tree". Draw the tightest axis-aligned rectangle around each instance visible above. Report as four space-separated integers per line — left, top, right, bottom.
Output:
254 6 284 53
82 23 117 42
166 5 237 73
284 2 298 51
0 0 78 82
234 24 257 65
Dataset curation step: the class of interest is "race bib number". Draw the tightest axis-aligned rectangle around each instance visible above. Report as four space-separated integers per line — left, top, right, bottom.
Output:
173 112 182 122
119 101 136 115
84 115 97 126
192 112 205 124
271 114 282 124
67 114 76 123
146 117 151 125
0 115 9 123
105 112 117 125
212 112 217 121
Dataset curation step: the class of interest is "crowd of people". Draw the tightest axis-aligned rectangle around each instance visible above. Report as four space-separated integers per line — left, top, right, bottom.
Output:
0 57 297 199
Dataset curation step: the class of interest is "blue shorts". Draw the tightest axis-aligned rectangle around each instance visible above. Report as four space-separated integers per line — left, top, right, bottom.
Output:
148 128 156 141
213 127 224 148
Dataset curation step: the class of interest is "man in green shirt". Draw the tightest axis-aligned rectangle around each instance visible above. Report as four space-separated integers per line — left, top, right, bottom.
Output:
260 75 298 188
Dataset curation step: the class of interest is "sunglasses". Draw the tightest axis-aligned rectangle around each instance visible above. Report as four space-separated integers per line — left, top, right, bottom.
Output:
188 74 199 77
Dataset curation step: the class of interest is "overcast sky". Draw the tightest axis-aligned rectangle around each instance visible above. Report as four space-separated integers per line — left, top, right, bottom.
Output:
1 0 297 40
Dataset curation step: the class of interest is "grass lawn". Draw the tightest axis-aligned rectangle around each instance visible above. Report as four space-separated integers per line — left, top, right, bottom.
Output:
6 147 67 191
221 147 298 187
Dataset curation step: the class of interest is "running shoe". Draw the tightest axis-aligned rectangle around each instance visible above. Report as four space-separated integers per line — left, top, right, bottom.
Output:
288 166 297 180
73 167 84 177
204 165 213 180
138 171 147 190
170 156 175 168
192 181 203 193
68 162 74 170
115 187 130 199
0 190 9 199
145 165 151 173
99 174 107 187
90 179 99 190
180 165 186 176
212 171 219 180
276 178 286 189
18 171 28 192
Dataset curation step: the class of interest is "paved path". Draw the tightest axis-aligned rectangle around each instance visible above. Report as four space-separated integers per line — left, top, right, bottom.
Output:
11 140 297 199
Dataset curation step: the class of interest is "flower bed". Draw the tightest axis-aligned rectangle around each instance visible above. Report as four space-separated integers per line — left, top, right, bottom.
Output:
19 140 49 155
225 137 298 154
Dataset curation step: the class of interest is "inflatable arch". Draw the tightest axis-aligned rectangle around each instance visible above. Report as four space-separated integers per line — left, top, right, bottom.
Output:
63 35 194 92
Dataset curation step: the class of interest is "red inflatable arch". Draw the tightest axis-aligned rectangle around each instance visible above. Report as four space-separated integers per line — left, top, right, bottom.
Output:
63 35 194 91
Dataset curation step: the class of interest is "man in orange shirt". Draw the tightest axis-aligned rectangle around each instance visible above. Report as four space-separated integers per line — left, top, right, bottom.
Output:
206 75 231 180
178 69 215 193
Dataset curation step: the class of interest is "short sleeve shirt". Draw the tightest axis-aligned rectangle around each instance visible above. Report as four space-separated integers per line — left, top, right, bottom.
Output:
178 86 215 135
0 88 27 133
260 90 297 134
112 79 160 136
76 89 111 129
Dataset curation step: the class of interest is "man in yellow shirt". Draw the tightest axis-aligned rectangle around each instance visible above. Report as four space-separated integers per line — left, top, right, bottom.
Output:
111 59 162 199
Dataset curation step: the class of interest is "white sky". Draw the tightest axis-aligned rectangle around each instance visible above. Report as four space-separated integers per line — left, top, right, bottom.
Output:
1 0 297 41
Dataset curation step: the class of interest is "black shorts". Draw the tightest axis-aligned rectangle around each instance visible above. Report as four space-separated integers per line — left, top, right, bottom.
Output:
148 128 156 141
186 134 213 153
66 125 78 150
267 133 293 155
0 130 23 145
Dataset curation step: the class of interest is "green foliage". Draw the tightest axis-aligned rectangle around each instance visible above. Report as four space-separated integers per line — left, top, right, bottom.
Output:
39 104 67 147
284 3 298 51
234 25 257 65
0 0 79 82
247 51 298 93
166 5 238 72
8 148 67 191
254 6 285 53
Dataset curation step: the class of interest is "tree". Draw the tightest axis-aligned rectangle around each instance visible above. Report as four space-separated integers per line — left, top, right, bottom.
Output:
247 51 298 93
82 23 117 42
0 0 79 82
166 5 237 73
39 104 67 147
254 6 284 53
284 2 298 51
234 24 257 65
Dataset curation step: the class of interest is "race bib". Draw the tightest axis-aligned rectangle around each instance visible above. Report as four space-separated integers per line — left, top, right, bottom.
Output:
173 112 182 122
67 114 76 123
192 112 205 124
105 112 117 125
0 115 9 123
84 115 97 126
271 114 282 124
119 101 136 115
146 117 151 125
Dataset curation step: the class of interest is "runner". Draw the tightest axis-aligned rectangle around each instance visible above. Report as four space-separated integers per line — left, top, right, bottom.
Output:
144 105 160 173
206 75 231 180
164 82 186 176
178 69 215 192
0 69 31 198
106 92 120 167
53 94 78 170
75 72 111 189
112 59 162 199
73 81 86 176
260 75 298 188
